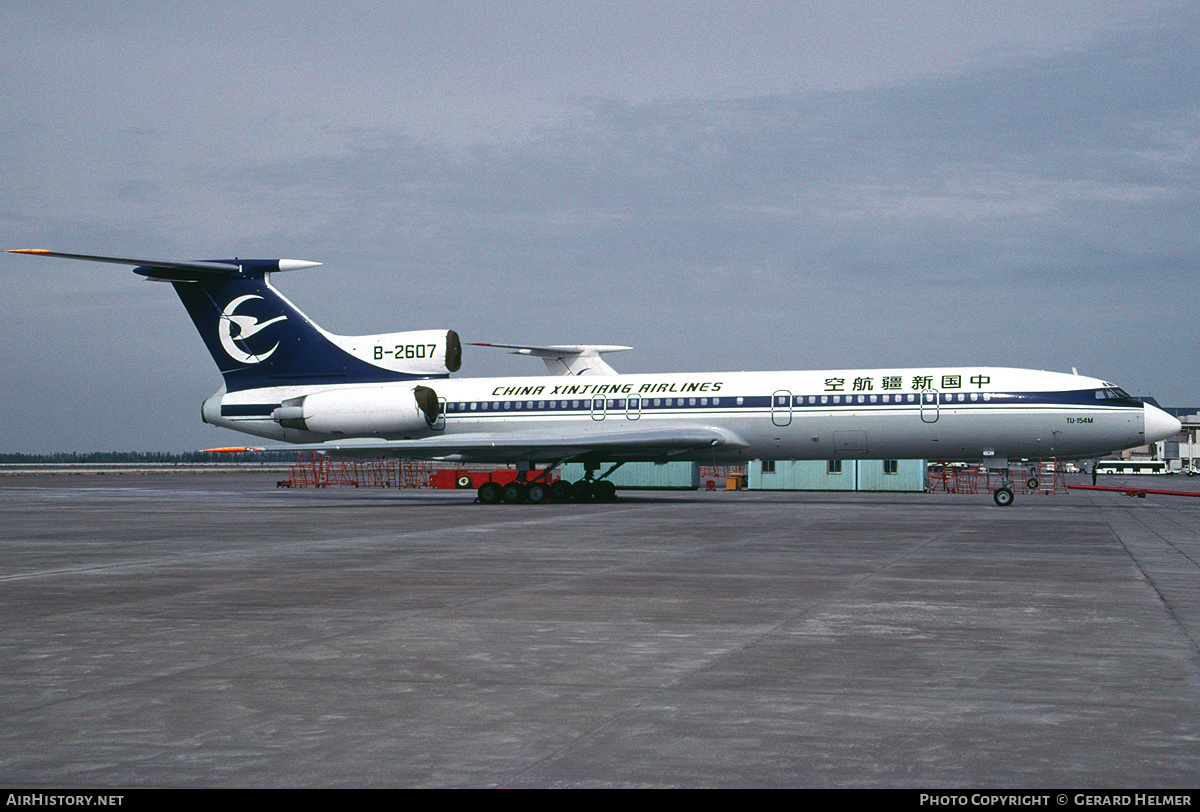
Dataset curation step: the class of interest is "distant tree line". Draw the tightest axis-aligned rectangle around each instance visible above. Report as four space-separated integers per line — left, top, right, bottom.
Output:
0 451 299 464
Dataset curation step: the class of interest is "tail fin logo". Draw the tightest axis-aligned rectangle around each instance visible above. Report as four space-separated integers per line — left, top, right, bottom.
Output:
219 295 287 364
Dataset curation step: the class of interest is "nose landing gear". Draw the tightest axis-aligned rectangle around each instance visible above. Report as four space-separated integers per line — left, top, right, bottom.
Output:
993 467 1015 507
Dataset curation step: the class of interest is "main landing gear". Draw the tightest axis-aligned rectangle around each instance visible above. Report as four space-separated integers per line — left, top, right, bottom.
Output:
476 462 621 505
476 477 617 504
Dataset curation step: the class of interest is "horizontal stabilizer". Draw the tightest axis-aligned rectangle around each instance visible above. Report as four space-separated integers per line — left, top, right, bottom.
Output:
9 249 320 280
470 342 631 376
10 248 439 392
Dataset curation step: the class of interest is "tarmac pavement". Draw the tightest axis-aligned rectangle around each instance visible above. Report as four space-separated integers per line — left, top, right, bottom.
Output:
1 472 1198 788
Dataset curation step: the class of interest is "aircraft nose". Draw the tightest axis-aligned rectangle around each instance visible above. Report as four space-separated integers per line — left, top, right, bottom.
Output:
1143 403 1182 443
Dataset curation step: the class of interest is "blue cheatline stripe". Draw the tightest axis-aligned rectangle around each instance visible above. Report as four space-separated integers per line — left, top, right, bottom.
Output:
217 389 1140 421
220 403 281 417
439 389 1141 416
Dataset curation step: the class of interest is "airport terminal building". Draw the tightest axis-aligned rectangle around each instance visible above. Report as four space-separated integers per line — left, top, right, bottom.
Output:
747 458 927 491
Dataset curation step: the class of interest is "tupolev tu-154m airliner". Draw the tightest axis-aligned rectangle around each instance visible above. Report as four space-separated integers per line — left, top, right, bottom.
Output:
11 249 1182 506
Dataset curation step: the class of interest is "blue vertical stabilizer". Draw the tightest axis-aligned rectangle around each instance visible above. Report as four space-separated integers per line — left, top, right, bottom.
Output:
156 260 425 391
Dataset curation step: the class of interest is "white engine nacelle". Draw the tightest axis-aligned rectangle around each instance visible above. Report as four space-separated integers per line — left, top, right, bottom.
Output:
272 385 440 437
330 329 462 375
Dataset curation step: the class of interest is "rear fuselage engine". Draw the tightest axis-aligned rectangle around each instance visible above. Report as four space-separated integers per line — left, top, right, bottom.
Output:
272 384 441 437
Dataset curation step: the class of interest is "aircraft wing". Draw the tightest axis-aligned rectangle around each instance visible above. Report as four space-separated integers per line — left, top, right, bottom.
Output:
468 342 631 376
262 425 747 464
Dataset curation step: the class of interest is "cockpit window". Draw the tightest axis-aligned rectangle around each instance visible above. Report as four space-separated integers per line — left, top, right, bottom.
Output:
1094 387 1137 402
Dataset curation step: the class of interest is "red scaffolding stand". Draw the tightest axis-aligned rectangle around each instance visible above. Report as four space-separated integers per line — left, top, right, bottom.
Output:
399 460 435 488
278 453 434 489
278 452 332 488
926 459 1070 496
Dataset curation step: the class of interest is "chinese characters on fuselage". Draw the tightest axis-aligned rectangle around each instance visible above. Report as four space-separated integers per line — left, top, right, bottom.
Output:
823 374 992 392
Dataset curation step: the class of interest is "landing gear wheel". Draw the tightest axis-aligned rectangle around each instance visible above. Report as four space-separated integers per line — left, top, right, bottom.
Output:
594 480 617 502
502 482 528 504
527 483 548 503
993 487 1014 507
1027 477 1039 490
550 480 573 501
478 481 502 504
572 480 595 501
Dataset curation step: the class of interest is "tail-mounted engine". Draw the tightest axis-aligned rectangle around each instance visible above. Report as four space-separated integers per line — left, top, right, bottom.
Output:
332 329 462 376
272 384 441 437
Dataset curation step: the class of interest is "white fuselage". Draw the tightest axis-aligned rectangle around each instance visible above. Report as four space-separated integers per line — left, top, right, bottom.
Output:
203 365 1168 464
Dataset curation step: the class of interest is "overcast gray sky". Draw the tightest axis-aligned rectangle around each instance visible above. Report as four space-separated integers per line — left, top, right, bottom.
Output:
2 0 1196 452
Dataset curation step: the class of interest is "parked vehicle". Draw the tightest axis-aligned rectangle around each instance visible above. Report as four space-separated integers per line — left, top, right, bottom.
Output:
1094 460 1170 475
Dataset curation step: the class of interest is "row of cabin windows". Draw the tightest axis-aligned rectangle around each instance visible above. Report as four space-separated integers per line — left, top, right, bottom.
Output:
761 460 900 475
447 392 1001 414
778 393 990 406
449 397 722 412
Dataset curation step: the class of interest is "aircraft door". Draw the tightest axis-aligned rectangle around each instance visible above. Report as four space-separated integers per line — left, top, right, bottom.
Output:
626 396 641 420
772 390 793 427
591 397 606 421
920 389 939 423
433 397 446 431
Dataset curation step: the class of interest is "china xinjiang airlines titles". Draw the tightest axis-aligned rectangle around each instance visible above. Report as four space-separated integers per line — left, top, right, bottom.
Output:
11 249 1181 506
